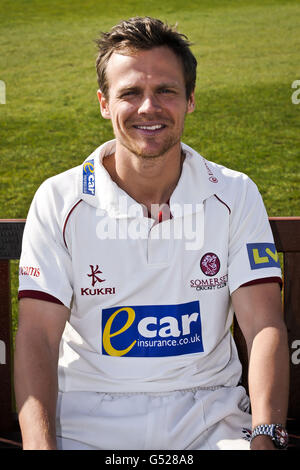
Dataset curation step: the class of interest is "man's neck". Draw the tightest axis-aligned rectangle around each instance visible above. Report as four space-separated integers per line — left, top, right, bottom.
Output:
102 143 184 213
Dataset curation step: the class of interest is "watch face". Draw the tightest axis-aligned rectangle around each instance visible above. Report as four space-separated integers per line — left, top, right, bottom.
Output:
274 425 288 448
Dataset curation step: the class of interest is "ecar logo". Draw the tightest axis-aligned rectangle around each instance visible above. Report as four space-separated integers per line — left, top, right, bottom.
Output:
83 160 95 195
138 312 199 338
102 301 203 358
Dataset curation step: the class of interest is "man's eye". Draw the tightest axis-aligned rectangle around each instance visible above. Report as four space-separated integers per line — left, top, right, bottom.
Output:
159 88 174 94
121 90 138 98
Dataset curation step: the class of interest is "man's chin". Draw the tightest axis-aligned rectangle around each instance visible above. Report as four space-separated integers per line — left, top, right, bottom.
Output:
124 140 180 160
136 151 164 160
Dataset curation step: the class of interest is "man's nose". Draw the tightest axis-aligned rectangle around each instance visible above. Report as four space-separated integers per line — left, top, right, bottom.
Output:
138 94 162 114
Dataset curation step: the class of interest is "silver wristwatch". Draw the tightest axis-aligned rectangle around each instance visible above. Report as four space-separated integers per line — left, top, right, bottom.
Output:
251 424 288 449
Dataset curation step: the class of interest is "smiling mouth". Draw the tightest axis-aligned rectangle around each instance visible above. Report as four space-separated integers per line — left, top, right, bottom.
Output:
134 124 165 130
132 124 167 135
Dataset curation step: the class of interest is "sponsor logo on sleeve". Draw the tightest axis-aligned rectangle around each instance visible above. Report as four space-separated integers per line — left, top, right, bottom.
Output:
101 301 203 357
19 266 40 277
247 243 280 270
83 160 95 195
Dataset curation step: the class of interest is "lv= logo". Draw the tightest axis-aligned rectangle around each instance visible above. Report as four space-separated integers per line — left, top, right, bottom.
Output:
253 246 278 264
247 243 280 270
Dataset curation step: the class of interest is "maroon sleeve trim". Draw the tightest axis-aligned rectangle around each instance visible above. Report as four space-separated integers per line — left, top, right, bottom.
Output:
18 290 63 305
240 276 282 289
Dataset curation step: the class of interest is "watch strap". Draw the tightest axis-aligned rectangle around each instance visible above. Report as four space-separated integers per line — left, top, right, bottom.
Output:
251 424 288 449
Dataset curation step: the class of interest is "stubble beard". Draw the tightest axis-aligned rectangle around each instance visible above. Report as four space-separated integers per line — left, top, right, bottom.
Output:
125 135 181 160
119 120 185 160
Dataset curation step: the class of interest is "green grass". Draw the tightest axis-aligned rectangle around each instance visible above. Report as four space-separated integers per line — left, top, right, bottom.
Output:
1 0 299 217
0 0 299 334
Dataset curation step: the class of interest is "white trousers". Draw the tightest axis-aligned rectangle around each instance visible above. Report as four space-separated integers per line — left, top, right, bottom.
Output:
56 386 252 450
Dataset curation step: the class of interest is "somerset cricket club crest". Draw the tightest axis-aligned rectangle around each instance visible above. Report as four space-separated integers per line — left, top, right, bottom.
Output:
200 253 220 277
190 252 226 291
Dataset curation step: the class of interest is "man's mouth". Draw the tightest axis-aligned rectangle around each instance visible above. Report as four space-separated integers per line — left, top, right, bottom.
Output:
132 123 167 134
134 124 165 130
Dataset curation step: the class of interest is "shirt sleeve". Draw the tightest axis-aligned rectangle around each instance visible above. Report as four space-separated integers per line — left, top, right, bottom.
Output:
18 180 73 308
227 177 282 294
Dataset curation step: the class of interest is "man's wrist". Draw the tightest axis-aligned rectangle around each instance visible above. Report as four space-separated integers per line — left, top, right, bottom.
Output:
22 439 57 450
250 423 288 450
250 434 277 450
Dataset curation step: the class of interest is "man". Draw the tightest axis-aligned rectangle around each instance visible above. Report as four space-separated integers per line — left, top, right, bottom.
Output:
15 17 289 450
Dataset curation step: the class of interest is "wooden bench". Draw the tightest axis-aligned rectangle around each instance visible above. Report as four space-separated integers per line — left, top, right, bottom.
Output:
0 219 25 449
0 217 299 450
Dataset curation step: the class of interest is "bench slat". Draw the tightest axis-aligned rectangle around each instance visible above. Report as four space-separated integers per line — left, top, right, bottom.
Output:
0 220 25 260
0 260 13 431
284 252 300 420
270 217 300 252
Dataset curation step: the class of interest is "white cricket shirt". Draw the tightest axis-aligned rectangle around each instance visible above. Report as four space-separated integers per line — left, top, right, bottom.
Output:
18 140 282 392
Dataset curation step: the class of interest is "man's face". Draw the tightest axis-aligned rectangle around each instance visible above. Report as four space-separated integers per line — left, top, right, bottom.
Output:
98 46 195 159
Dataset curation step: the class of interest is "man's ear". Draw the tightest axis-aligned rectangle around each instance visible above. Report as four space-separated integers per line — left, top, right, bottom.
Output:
97 89 111 119
186 91 195 114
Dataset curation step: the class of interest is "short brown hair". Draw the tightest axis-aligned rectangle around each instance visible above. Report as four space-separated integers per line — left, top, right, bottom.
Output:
95 16 197 99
